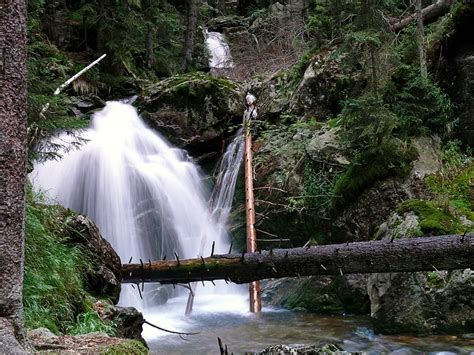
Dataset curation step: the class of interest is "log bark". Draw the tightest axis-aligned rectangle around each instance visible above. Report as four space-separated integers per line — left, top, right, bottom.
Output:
122 235 474 285
0 0 28 349
244 119 261 313
390 0 454 32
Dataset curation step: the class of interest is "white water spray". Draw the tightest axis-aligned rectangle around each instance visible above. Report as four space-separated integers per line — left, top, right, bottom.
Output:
31 101 241 309
206 31 234 69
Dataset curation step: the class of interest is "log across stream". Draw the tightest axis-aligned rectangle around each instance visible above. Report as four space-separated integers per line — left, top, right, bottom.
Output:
122 234 474 285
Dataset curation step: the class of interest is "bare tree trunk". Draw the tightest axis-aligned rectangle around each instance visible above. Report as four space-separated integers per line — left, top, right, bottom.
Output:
390 0 454 32
182 0 200 72
122 235 474 285
0 0 28 351
415 0 428 78
96 0 106 53
244 120 261 313
146 25 156 70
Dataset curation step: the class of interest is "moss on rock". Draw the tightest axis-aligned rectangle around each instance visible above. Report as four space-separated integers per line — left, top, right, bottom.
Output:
397 199 462 234
100 340 149 354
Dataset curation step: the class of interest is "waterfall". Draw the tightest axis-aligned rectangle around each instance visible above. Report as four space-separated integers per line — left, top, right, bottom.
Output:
205 31 234 69
210 128 244 231
31 101 239 309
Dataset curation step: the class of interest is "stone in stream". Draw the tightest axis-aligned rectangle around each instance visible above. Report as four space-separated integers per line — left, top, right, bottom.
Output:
259 343 358 354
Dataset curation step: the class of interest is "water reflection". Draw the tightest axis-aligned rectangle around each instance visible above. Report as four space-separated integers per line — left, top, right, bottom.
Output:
146 298 474 354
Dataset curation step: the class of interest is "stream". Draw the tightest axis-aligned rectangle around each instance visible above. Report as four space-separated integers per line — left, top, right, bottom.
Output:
144 294 474 354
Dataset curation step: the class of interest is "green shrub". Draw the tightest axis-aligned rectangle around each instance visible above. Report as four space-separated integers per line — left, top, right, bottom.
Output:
68 311 116 336
24 189 87 333
23 188 116 335
339 93 399 150
332 139 418 211
384 66 455 136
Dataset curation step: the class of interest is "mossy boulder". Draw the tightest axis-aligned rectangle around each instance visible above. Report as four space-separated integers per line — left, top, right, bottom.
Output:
368 212 474 334
262 275 369 315
397 199 464 235
288 48 357 120
140 72 243 157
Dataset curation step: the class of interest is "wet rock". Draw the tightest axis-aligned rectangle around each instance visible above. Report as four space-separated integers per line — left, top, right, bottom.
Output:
140 72 243 157
259 343 350 354
95 303 146 344
262 275 369 315
66 215 122 303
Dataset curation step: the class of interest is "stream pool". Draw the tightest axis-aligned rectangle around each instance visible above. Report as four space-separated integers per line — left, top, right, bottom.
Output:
143 293 474 354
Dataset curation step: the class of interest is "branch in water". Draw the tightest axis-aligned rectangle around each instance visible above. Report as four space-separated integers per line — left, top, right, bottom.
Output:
143 320 199 336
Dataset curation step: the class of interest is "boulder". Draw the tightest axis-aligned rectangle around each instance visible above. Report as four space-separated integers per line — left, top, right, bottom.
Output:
262 275 369 315
66 215 122 304
368 212 474 334
207 15 249 32
95 303 146 344
289 49 357 120
331 136 440 243
140 72 243 157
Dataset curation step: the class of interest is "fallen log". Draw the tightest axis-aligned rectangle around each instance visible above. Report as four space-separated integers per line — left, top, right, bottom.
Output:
390 0 454 32
122 235 473 285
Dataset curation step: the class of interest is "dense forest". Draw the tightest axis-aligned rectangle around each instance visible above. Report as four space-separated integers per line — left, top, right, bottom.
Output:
1 0 473 353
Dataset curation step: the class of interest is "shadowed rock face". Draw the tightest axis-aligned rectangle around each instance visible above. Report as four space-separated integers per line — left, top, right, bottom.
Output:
66 214 122 304
437 4 474 148
139 72 243 159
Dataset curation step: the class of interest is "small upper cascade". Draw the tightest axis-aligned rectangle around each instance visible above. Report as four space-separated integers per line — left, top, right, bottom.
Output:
205 30 234 69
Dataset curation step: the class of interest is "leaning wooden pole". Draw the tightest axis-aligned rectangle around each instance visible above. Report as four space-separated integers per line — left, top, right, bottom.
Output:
122 235 474 285
244 117 262 313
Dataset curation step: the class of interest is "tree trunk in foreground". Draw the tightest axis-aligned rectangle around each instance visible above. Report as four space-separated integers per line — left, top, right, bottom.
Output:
0 0 28 351
122 235 474 285
390 0 454 32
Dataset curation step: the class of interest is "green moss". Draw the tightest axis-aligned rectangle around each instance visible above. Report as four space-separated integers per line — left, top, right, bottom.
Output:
283 279 344 314
332 140 418 212
397 199 462 234
100 340 149 355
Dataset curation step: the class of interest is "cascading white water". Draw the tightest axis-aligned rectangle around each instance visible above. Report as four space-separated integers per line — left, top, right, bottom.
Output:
31 101 241 309
206 31 234 69
209 128 244 234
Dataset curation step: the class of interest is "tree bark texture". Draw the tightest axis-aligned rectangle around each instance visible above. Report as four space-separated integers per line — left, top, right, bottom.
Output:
244 120 261 313
122 235 474 285
390 0 454 32
182 0 199 72
0 0 28 349
415 0 428 78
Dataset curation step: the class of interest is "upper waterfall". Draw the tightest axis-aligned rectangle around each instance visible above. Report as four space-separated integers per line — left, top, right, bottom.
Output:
206 31 234 69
